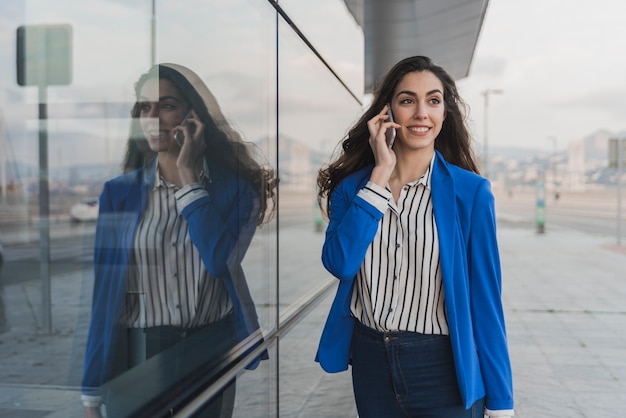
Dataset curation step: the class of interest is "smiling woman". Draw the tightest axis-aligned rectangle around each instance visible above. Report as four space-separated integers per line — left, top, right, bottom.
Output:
81 63 276 418
316 56 514 418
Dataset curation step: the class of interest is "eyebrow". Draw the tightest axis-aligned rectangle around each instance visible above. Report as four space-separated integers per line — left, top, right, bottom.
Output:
395 89 443 98
138 95 183 103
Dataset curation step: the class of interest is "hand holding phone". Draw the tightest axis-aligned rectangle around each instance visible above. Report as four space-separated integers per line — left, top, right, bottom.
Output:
173 110 193 147
385 104 396 148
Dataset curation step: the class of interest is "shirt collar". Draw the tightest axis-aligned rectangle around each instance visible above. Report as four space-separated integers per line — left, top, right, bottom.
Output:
150 158 211 190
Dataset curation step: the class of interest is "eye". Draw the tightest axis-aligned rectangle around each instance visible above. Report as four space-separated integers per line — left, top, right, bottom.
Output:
138 103 151 112
429 97 442 105
399 97 414 105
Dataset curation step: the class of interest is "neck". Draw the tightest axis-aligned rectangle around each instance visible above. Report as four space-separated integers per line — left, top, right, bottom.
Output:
157 153 183 187
391 148 434 184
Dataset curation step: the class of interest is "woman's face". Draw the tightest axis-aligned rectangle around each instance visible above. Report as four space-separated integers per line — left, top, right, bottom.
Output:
389 70 446 153
137 77 190 153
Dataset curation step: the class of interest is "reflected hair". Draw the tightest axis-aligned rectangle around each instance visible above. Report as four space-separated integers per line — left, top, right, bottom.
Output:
316 55 479 216
123 64 276 224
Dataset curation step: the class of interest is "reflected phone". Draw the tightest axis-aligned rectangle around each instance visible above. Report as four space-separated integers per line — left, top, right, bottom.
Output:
385 104 396 148
173 110 193 147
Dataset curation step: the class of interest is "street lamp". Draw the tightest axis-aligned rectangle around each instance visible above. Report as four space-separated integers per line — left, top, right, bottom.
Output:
481 89 503 178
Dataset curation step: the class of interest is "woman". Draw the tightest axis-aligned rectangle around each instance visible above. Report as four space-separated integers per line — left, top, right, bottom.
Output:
316 56 514 417
82 63 275 417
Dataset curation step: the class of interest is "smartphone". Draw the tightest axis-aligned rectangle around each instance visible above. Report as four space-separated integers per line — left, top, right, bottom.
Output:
173 110 193 147
385 104 396 148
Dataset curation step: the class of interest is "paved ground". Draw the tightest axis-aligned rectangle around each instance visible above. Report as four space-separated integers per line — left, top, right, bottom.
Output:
0 209 625 417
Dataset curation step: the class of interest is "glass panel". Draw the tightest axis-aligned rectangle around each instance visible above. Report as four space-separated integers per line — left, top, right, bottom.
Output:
232 340 277 417
278 0 364 96
277 17 363 308
279 298 357 417
0 0 277 416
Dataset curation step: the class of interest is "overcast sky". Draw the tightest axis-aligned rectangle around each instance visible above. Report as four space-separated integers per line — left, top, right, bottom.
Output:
2 0 625 168
458 0 626 152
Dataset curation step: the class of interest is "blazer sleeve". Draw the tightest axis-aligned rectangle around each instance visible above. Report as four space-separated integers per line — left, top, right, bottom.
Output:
179 179 259 279
179 177 265 361
468 180 514 411
321 177 386 281
82 181 122 395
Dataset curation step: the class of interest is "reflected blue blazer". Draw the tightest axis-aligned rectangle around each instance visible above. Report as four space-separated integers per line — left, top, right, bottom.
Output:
315 151 514 411
82 161 264 396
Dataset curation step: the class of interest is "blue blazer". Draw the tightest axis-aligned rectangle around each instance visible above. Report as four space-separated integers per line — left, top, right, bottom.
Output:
315 151 514 411
82 161 264 395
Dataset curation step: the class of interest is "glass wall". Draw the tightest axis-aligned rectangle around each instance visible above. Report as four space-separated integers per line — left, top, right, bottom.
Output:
0 1 362 416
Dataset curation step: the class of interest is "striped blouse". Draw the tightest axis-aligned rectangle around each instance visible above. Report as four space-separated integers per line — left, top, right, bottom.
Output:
123 163 233 328
350 156 449 334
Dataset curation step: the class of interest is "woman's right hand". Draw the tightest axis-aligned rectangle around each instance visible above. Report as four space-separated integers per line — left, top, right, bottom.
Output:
367 104 398 187
85 406 103 418
174 109 207 186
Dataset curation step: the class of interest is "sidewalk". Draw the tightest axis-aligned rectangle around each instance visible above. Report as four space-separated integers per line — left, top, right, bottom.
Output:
499 223 626 417
0 222 625 417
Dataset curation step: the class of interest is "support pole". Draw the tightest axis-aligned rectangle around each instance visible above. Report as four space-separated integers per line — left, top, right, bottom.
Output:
38 86 51 333
617 140 623 246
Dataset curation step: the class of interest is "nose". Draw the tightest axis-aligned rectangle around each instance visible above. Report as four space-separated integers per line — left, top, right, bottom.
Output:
413 104 427 120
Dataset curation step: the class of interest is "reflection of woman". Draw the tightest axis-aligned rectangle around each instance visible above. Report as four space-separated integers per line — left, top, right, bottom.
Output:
82 63 275 417
316 56 514 417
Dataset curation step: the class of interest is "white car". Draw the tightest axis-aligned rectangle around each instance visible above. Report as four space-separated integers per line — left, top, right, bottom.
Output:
70 197 99 222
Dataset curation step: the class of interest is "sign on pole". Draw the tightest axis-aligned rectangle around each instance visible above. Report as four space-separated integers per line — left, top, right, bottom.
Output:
16 24 72 87
16 24 72 333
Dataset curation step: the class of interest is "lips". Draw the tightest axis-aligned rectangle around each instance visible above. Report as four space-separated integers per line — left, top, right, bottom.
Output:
408 126 430 133
145 128 165 139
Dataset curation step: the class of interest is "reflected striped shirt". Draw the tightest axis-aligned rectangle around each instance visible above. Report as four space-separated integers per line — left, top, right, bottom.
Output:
350 157 449 334
124 163 233 328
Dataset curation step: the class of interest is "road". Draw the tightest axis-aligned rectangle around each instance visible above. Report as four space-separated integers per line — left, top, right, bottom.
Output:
0 213 317 286
494 187 623 239
0 187 623 286
0 219 95 285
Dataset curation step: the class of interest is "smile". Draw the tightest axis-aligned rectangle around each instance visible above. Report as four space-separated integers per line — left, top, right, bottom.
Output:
408 126 430 133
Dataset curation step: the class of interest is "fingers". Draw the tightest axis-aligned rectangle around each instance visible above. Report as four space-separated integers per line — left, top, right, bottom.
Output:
181 111 205 142
369 108 400 152
175 110 206 176
173 111 206 151
367 106 389 138
368 105 400 144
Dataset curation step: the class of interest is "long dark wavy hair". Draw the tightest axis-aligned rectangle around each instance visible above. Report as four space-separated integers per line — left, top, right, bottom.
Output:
317 56 479 214
123 64 276 225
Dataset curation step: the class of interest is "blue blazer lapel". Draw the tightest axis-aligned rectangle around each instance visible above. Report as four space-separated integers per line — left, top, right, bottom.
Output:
430 152 458 296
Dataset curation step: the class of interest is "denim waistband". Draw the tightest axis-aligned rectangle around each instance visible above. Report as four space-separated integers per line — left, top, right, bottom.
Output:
353 319 450 344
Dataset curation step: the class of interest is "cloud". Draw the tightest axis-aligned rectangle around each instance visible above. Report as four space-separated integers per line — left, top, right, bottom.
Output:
469 56 508 79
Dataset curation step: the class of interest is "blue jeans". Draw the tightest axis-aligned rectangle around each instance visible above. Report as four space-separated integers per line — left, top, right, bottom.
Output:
351 320 485 418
